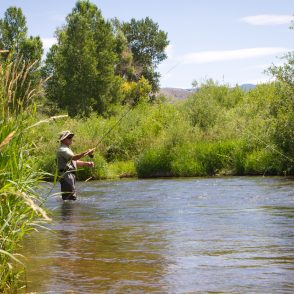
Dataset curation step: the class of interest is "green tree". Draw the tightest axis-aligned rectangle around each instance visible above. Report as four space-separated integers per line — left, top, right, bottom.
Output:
121 17 169 92
111 18 134 80
0 7 27 53
0 7 43 111
0 7 43 63
267 17 294 89
43 0 120 117
267 16 294 171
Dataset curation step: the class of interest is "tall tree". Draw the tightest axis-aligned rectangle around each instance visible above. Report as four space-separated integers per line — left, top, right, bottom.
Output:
0 7 43 63
43 0 120 117
0 7 27 53
0 7 43 110
267 17 294 164
268 17 294 89
121 17 169 92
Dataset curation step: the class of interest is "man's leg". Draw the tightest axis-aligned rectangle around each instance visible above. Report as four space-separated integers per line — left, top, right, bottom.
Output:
60 173 77 200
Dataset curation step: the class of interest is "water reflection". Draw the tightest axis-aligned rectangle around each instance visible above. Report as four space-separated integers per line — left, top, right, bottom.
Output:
21 177 294 293
60 201 75 221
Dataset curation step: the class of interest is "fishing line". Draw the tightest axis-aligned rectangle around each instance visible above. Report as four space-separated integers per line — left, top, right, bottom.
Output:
89 60 182 152
238 125 294 167
74 61 183 195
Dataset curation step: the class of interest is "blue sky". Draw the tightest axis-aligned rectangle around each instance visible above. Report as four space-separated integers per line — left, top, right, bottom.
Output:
1 0 293 88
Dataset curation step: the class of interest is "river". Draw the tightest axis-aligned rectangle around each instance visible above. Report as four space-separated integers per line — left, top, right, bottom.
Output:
22 177 294 293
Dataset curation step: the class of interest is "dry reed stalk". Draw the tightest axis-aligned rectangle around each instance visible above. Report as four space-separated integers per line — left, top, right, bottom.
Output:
0 131 15 151
19 192 51 221
26 115 68 129
20 59 37 90
11 61 26 107
4 62 12 90
2 57 43 117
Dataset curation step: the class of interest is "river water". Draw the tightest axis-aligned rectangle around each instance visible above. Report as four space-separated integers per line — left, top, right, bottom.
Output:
22 177 294 293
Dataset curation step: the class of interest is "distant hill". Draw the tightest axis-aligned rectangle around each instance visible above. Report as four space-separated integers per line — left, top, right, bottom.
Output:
239 84 256 92
159 84 256 100
159 87 195 100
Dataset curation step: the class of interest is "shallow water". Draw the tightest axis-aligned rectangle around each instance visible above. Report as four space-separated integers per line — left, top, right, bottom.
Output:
22 177 294 293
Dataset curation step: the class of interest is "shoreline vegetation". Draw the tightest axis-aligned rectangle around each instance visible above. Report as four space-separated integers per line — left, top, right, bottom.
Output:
0 1 293 291
32 81 294 182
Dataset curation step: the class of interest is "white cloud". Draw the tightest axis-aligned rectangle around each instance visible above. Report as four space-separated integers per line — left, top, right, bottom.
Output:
180 47 290 64
42 37 57 50
240 14 293 25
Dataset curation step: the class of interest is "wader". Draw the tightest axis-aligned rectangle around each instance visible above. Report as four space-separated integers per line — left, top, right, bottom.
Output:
60 171 76 200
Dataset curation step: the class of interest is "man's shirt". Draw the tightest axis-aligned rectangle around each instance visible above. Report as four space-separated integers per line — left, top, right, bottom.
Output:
56 143 76 172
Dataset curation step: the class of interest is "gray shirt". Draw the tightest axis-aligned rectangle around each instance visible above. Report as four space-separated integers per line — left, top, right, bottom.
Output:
56 144 76 172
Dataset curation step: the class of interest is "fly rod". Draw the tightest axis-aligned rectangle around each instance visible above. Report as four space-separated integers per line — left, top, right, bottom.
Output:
88 61 182 157
88 105 134 157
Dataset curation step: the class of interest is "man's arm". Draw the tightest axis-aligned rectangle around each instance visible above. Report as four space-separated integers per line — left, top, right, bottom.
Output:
72 148 95 161
76 160 94 167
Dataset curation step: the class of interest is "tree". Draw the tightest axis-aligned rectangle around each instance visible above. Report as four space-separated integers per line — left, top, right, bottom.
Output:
43 0 120 117
0 7 27 53
268 17 294 89
0 7 43 63
111 18 135 80
121 17 169 92
0 7 43 110
266 17 294 170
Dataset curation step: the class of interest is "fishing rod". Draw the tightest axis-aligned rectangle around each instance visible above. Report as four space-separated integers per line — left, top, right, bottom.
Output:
88 61 182 157
88 105 134 158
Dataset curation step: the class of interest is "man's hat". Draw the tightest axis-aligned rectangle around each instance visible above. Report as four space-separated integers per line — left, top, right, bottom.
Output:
58 130 74 142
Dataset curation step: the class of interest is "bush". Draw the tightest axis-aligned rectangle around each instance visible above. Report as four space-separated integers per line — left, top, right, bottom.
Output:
136 146 173 178
171 143 205 176
244 148 284 175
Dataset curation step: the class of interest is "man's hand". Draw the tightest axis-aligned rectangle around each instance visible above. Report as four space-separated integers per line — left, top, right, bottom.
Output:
85 148 95 156
87 161 95 168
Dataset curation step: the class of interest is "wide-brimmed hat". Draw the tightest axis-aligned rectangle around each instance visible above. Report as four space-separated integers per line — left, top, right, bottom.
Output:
58 130 74 142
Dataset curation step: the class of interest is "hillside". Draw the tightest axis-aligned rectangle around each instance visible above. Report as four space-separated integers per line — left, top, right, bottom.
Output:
159 87 195 100
160 84 256 100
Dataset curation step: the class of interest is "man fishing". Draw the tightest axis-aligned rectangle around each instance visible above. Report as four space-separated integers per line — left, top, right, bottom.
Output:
57 130 95 200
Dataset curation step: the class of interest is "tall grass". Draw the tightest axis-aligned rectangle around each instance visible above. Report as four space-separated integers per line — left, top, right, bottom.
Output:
0 57 50 292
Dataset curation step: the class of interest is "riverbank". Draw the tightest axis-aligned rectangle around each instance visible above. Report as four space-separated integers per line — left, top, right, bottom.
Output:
27 80 294 181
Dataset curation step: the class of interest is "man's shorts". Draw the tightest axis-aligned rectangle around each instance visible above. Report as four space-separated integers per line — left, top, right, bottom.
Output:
60 172 77 200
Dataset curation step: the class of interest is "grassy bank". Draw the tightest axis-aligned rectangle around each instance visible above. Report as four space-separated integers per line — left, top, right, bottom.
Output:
29 80 294 180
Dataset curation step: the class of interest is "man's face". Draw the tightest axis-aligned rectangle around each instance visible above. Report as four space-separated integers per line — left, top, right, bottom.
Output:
62 136 73 146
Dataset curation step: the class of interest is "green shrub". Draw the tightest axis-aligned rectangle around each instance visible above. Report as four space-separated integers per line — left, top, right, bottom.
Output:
76 153 108 180
244 148 284 175
136 146 173 178
108 160 136 178
171 143 205 176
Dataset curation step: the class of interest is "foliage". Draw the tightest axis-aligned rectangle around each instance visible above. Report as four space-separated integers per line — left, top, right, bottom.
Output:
136 146 173 178
43 0 119 117
0 7 43 65
121 17 169 92
267 21 294 169
121 76 152 105
0 58 49 292
27 75 294 179
0 6 44 117
0 7 27 53
182 80 244 131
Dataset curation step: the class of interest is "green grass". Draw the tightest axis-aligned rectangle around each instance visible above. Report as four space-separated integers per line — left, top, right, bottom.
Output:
0 58 50 292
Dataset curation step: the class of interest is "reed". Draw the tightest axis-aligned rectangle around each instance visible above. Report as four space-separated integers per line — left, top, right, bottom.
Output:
0 57 50 292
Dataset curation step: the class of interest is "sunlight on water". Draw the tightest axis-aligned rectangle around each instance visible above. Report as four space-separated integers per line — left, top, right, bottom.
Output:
22 177 294 293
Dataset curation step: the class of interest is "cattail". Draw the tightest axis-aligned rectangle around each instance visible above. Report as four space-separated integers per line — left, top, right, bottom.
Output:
0 131 16 151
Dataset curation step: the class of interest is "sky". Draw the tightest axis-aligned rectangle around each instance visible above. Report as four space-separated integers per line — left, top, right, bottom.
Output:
0 0 293 89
